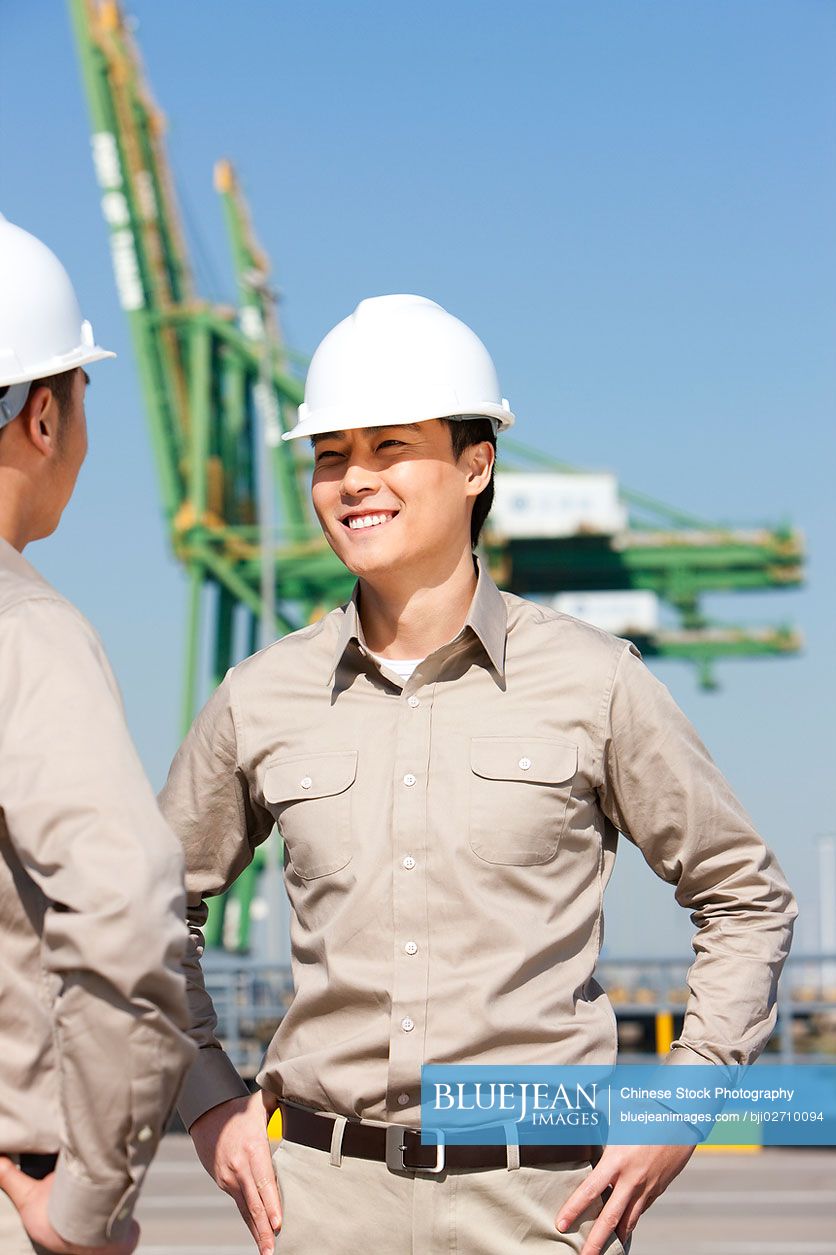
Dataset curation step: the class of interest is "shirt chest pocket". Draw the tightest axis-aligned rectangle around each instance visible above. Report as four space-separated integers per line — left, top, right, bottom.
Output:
262 750 357 880
469 737 578 866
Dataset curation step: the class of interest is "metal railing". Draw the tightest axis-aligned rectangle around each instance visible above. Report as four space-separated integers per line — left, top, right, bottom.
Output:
202 954 836 1075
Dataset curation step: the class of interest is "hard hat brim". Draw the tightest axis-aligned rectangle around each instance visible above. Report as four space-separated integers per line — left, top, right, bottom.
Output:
0 344 116 388
282 404 515 442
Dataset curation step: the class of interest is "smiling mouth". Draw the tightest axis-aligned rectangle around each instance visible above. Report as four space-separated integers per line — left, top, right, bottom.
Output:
343 511 399 531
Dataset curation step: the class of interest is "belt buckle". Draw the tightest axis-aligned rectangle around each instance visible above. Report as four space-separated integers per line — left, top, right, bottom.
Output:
385 1125 445 1174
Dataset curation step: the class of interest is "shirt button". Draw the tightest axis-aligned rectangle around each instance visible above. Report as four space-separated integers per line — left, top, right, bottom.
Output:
402 856 416 870
403 773 416 787
137 1125 153 1143
401 1016 415 1032
300 776 313 789
404 941 418 955
397 1092 410 1105
407 695 420 708
518 757 532 771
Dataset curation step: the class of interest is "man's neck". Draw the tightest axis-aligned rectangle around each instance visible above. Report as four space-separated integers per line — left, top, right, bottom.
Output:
0 472 33 552
358 550 478 659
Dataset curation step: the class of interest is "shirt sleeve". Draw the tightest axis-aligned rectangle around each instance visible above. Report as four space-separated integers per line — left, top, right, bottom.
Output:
157 670 275 1130
0 597 196 1247
597 641 798 1068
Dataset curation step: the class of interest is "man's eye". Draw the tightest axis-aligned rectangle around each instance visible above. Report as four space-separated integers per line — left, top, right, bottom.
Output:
315 449 342 463
377 439 404 450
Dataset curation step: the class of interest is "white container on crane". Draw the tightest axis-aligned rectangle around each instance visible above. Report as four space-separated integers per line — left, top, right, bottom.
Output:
491 472 628 538
550 590 660 636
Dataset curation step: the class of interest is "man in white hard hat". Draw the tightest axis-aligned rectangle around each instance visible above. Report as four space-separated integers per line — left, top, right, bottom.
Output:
0 217 196 1255
160 294 796 1254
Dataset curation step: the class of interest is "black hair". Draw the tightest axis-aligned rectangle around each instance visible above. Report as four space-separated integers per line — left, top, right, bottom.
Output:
25 368 78 450
29 369 77 423
440 416 497 548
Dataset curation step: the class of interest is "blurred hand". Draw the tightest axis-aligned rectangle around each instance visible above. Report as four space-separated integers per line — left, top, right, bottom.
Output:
555 1143 695 1253
0 1158 139 1254
190 1091 281 1255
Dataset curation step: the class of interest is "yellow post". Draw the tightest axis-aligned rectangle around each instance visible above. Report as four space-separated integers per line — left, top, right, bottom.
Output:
655 1010 674 1056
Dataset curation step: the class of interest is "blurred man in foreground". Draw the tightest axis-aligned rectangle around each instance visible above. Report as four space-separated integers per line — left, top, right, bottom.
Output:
0 217 196 1254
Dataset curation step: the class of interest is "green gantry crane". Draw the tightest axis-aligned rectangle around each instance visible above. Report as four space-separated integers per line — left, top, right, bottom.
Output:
68 0 805 951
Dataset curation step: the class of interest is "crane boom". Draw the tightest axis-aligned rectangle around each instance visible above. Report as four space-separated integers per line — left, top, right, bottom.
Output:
67 0 806 950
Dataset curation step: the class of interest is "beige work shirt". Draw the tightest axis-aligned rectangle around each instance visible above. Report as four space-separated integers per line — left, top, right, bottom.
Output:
162 560 797 1132
0 538 196 1246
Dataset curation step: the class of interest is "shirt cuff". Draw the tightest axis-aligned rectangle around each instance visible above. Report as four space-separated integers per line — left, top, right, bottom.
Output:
48 1155 135 1247
662 1042 742 1130
665 1043 744 1081
664 1044 715 1067
177 1046 250 1131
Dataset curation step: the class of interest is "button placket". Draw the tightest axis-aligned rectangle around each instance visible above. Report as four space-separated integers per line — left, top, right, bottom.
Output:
387 679 433 1109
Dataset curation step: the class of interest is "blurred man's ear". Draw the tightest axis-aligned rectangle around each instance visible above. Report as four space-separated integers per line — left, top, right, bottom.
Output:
21 385 61 459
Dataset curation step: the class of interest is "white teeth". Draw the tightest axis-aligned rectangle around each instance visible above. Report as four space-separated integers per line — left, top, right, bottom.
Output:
347 512 393 530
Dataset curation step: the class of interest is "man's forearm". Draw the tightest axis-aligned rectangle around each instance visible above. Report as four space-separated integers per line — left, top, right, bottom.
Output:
176 898 250 1130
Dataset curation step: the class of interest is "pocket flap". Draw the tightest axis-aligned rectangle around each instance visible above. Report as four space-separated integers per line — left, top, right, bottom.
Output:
470 737 577 785
263 750 358 803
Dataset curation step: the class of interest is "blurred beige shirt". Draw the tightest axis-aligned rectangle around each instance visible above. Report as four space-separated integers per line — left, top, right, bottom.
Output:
0 538 195 1246
162 559 797 1132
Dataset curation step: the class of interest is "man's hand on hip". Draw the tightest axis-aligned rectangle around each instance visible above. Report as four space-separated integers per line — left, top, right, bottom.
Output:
0 1158 139 1254
555 1143 695 1253
189 1091 281 1255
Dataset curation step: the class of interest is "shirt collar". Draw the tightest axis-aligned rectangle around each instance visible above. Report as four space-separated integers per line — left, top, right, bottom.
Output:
328 556 508 684
329 585 365 682
0 535 50 588
465 556 508 677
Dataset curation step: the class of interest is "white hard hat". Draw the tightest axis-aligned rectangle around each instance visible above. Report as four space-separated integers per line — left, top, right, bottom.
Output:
282 294 514 441
0 216 115 430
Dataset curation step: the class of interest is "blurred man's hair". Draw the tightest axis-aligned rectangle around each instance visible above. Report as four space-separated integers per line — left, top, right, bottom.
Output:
0 368 77 452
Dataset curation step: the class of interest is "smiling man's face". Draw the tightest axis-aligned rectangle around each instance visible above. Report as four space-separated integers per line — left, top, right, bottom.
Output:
310 419 491 583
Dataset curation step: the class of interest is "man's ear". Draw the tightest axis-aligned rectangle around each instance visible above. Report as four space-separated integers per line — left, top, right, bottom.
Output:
20 386 59 458
463 440 495 497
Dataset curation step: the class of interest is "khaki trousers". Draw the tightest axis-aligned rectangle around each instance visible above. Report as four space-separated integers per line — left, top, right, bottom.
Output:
0 1172 38 1255
272 1130 631 1254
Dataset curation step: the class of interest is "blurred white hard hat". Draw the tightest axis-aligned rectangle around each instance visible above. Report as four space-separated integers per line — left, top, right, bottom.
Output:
0 215 115 429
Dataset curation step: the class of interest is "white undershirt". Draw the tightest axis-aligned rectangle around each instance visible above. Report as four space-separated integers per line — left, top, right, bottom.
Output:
365 650 424 682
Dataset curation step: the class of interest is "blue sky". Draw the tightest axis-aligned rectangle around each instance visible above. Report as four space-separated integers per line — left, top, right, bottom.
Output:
3 0 834 958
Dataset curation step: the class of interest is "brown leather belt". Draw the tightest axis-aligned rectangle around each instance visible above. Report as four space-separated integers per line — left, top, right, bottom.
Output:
279 1103 596 1174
